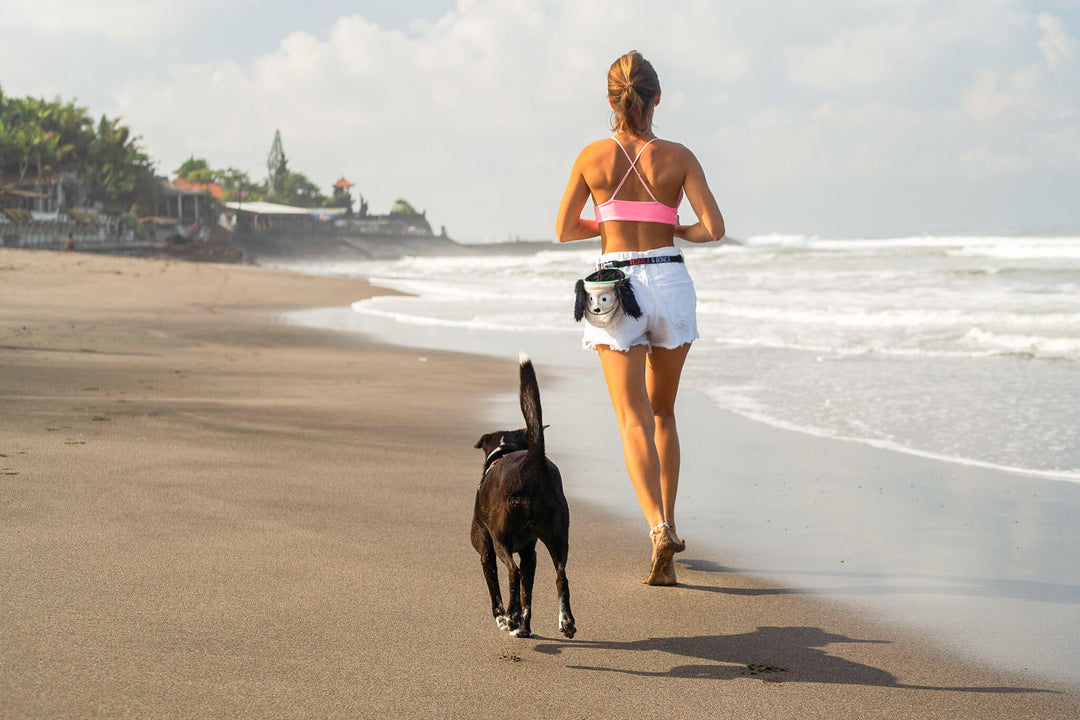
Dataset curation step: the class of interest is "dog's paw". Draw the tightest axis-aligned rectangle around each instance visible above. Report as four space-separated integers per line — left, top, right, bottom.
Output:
496 614 522 633
510 626 532 638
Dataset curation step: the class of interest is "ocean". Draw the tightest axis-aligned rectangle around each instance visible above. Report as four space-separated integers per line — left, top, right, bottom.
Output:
277 233 1080 685
283 233 1080 483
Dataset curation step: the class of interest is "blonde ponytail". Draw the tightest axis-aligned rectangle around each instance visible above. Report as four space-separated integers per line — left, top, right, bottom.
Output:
607 51 660 136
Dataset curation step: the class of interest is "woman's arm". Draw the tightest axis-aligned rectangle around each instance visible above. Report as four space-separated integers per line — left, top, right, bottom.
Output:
555 152 600 243
675 150 725 243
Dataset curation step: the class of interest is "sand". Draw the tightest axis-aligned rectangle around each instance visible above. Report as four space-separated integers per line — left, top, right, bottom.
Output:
2 247 1078 719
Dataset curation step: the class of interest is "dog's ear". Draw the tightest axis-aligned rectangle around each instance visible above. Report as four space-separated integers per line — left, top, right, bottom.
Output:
573 279 587 322
617 279 643 319
474 434 487 449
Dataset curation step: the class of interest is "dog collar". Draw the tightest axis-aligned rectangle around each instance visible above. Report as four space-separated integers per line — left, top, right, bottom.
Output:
483 444 514 476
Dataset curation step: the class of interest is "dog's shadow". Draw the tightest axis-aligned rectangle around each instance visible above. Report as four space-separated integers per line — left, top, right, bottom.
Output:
532 625 1058 694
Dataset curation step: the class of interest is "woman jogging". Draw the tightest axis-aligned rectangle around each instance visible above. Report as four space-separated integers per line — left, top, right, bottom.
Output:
555 50 726 585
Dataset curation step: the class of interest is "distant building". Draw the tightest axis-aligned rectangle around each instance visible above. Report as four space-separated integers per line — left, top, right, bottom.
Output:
224 200 326 232
0 173 83 215
0 188 48 217
157 181 218 226
172 177 227 201
0 176 126 249
351 209 433 236
222 198 435 237
328 177 362 218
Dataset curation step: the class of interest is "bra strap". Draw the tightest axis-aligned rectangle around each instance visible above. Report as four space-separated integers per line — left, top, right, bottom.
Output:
609 137 659 202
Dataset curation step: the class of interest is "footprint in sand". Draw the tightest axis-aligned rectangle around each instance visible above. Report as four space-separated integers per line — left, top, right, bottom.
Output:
1 452 22 475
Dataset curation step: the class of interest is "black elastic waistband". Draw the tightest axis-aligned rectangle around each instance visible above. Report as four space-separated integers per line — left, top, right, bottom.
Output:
598 255 684 269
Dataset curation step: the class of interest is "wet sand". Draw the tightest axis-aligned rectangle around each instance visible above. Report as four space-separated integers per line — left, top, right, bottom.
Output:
2 248 1078 719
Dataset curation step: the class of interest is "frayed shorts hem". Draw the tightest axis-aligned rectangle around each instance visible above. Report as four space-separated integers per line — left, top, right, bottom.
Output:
582 336 697 354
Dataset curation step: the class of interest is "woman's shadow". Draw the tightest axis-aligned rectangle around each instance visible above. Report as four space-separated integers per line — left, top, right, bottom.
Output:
533 625 1056 694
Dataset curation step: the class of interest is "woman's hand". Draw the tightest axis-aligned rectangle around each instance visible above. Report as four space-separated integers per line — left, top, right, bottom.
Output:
676 221 724 243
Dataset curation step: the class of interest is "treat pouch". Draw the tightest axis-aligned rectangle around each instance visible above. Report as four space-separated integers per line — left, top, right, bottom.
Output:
573 268 643 329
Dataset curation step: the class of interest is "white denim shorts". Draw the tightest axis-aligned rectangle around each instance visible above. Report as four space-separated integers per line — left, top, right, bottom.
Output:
582 247 699 353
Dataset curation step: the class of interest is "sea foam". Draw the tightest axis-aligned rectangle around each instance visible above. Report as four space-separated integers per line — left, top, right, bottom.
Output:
285 234 1080 482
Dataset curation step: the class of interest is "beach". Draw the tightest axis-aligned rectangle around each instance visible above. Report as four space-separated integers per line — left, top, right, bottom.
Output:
2 247 1079 719
282 233 1080 688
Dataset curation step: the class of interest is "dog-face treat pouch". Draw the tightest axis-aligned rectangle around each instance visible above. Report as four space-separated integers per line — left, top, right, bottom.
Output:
573 268 643 329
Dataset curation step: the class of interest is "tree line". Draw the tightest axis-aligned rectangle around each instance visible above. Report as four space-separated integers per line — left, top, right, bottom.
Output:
174 130 352 210
1 88 420 219
0 85 158 215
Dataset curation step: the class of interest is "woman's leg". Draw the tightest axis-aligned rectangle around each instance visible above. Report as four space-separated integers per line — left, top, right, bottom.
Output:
597 343 690 584
596 345 665 531
645 343 691 543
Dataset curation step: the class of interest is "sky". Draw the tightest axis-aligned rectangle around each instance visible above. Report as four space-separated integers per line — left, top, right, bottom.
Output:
1 0 1078 242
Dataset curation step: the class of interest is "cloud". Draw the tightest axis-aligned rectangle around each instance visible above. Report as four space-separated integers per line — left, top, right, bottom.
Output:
786 24 928 90
1 0 214 41
108 0 753 240
962 71 1018 123
957 146 1031 174
1036 12 1078 69
4 0 1079 238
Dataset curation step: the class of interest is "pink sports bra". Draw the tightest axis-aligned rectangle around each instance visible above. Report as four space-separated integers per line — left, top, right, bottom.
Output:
594 137 680 226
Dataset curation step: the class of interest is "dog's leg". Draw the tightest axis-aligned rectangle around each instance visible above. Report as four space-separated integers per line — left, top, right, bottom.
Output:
471 521 507 628
544 535 576 639
512 541 537 638
493 543 523 633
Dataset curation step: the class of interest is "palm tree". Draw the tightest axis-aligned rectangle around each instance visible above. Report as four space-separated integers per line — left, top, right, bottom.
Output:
1 92 156 212
12 125 34 183
30 129 74 187
0 117 10 183
50 100 93 171
83 115 156 212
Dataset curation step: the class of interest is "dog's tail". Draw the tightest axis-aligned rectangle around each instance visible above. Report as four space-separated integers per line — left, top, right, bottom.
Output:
519 351 544 461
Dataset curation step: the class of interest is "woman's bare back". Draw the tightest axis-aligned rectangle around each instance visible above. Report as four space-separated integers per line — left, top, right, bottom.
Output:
556 134 724 252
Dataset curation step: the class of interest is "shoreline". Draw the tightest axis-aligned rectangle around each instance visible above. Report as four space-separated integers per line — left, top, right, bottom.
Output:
2 248 1078 718
699 395 1080 486
556 376 1080 685
290 300 1080 487
285 284 1080 688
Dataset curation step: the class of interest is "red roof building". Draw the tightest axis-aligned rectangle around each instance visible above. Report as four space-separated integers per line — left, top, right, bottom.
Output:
173 177 227 201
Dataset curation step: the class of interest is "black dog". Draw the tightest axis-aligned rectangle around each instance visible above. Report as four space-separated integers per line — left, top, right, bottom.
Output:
471 352 576 639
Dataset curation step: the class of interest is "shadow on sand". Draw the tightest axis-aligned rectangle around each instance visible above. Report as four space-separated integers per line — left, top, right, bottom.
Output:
533 625 1056 694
